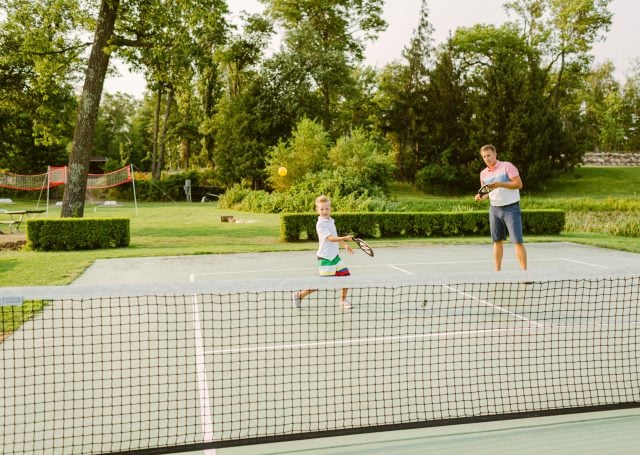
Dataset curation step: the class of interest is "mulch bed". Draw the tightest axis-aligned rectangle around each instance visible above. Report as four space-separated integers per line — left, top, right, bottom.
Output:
0 233 26 251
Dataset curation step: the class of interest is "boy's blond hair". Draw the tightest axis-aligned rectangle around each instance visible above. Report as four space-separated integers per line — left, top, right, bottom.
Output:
315 195 330 207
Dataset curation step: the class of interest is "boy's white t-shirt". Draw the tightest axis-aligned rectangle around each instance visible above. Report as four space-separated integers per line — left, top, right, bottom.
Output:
316 216 339 259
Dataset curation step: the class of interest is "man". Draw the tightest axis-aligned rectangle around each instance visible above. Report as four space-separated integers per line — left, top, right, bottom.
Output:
474 144 527 271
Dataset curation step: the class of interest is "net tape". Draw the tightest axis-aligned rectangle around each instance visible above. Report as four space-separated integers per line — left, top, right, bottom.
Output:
1 272 639 454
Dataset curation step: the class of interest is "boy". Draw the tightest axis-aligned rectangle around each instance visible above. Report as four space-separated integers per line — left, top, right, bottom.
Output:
292 195 354 309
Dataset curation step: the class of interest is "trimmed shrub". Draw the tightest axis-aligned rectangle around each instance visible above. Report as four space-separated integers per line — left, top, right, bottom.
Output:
281 210 564 241
26 218 130 251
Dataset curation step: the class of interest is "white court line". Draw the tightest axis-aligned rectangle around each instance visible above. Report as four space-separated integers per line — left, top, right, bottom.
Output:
443 284 543 327
560 258 610 269
206 327 535 355
204 321 640 356
188 257 605 281
387 264 415 275
191 294 217 454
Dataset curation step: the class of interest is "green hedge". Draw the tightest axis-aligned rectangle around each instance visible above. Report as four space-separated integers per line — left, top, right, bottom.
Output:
26 218 130 251
280 210 565 241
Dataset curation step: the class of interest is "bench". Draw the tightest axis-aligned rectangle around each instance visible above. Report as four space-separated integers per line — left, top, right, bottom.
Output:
0 209 45 233
0 220 19 234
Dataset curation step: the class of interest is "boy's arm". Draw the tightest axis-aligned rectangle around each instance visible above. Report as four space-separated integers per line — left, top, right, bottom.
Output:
327 234 354 253
327 234 353 243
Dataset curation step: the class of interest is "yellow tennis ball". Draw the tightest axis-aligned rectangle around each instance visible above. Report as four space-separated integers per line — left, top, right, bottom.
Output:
278 166 288 177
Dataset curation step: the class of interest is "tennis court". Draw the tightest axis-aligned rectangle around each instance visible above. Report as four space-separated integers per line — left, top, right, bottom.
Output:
71 241 640 285
2 242 640 454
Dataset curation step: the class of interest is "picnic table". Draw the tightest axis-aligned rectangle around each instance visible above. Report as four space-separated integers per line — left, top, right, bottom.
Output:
0 209 45 234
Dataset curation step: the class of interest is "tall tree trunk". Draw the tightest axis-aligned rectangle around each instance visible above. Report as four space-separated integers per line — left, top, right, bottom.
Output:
321 83 331 131
61 0 119 217
153 87 174 180
180 139 190 169
151 88 163 178
202 67 219 167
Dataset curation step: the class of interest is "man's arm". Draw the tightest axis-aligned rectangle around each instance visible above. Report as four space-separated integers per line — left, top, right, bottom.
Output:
489 175 523 190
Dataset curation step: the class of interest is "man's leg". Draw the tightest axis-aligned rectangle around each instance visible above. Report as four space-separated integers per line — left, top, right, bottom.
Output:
489 206 505 272
493 241 504 271
515 243 527 270
502 204 527 271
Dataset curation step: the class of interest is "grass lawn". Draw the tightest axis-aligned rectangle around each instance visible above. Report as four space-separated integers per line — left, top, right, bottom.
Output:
535 166 640 198
1 166 639 287
1 202 309 286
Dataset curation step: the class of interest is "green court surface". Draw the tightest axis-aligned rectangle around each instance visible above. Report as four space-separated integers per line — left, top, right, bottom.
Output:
1 243 640 454
213 408 640 455
70 242 640 285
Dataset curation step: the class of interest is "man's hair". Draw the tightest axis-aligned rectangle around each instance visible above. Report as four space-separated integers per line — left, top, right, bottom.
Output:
480 144 496 153
315 195 330 207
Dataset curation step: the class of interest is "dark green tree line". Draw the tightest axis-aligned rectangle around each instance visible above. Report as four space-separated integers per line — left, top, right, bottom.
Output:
2 0 637 204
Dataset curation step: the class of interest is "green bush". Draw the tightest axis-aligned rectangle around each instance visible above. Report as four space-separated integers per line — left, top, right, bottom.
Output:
281 210 564 241
415 163 477 195
522 209 565 235
264 121 394 194
27 218 130 251
219 170 390 213
265 118 330 192
279 213 317 241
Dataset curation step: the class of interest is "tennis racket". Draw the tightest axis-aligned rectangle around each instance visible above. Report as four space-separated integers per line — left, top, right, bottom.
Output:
353 237 374 257
477 184 494 196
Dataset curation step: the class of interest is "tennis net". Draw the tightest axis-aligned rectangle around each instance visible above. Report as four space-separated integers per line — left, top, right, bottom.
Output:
1 272 640 454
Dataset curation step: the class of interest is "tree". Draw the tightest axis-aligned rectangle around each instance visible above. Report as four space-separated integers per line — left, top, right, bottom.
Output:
0 0 84 173
332 66 379 134
577 61 623 151
265 118 330 191
505 0 613 139
620 61 640 151
373 0 433 181
115 0 229 180
212 93 266 188
207 13 274 181
58 0 230 215
93 93 140 169
413 46 474 193
263 0 386 132
62 0 119 217
327 127 394 192
207 14 276 188
431 24 574 189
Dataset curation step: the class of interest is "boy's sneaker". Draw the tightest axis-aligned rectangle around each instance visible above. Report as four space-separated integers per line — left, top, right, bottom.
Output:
292 292 302 309
340 299 352 310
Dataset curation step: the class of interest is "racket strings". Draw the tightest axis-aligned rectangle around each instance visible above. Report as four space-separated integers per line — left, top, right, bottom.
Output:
354 238 374 257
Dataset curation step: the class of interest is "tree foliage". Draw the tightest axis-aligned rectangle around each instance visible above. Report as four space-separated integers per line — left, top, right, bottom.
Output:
2 0 637 206
262 0 386 132
0 0 84 172
373 0 433 181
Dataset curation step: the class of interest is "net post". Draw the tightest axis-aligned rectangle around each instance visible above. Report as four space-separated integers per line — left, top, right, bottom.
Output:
46 166 50 216
130 163 138 215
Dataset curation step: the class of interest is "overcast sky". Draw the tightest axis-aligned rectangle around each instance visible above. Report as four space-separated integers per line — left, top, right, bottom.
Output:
104 0 639 97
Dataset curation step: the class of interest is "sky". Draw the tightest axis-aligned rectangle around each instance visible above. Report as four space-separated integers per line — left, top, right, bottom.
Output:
104 0 639 97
